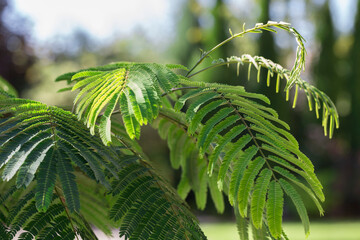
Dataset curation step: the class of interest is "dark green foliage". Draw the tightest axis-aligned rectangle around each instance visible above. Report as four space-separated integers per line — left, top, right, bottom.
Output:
109 157 206 240
0 97 122 212
0 187 98 240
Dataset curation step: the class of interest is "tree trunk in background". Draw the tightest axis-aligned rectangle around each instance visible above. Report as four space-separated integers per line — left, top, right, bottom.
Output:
313 2 338 99
203 0 236 85
258 0 277 61
347 1 360 155
339 0 360 216
256 0 293 125
313 1 360 217
0 0 34 94
173 0 203 66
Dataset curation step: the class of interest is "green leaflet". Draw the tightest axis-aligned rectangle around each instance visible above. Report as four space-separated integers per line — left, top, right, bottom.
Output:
165 63 189 71
273 166 324 216
110 161 148 196
99 92 121 145
217 86 270 104
57 150 80 212
168 127 185 169
208 124 246 175
245 115 296 146
229 146 258 206
235 208 249 240
217 134 251 190
127 69 159 123
86 74 125 133
208 173 225 213
266 181 284 239
2 131 52 182
250 168 272 229
185 91 219 123
188 99 224 135
173 132 190 170
261 144 313 174
184 143 201 193
177 172 191 199
9 200 38 238
238 157 265 217
194 157 208 210
74 72 113 118
0 128 41 169
71 70 103 80
279 178 310 237
16 138 54 188
236 105 290 130
126 88 145 126
226 93 279 118
120 91 139 139
198 109 236 154
35 148 57 212
267 155 324 202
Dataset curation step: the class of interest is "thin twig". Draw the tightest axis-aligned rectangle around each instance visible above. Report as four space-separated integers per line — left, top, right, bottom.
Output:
55 186 80 240
161 86 199 97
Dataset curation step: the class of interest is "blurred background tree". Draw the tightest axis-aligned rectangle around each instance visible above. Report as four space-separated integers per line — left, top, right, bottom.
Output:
0 0 34 93
1 0 360 222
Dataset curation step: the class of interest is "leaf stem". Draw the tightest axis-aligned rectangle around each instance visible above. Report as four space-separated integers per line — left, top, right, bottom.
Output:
55 186 80 240
187 62 230 78
186 22 279 77
161 86 199 97
219 93 278 181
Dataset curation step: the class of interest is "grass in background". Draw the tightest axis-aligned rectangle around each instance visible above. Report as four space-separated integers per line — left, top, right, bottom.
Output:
201 221 360 240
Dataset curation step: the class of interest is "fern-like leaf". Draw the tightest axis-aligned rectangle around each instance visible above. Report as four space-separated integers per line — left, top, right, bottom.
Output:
250 168 272 229
238 157 265 217
0 97 124 212
279 178 310 237
109 157 206 240
35 148 57 212
57 62 183 141
56 150 80 212
266 181 283 238
171 79 324 238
